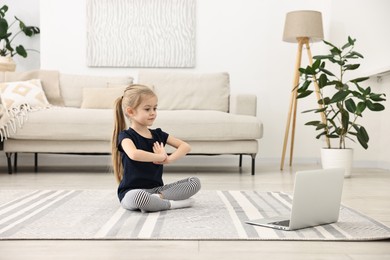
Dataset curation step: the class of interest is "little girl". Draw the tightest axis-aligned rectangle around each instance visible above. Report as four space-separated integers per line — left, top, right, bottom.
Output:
111 84 201 212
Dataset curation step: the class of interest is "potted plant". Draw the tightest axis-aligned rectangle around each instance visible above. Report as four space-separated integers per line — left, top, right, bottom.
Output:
296 36 386 177
0 4 40 71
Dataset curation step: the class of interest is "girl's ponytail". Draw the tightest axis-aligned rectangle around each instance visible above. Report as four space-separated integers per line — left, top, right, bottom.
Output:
112 96 126 183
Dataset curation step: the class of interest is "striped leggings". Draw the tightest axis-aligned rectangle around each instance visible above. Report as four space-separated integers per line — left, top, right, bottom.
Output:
120 177 201 212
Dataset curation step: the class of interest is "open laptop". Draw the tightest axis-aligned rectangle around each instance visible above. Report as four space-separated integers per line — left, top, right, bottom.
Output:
245 168 344 231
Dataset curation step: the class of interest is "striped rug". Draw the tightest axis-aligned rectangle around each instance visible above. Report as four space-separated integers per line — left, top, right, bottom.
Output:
1 190 389 240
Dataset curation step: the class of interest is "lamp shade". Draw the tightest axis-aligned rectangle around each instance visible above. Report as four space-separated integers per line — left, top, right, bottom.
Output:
283 10 324 43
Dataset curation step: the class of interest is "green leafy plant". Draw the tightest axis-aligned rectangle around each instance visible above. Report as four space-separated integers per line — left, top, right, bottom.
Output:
297 36 386 149
0 5 40 58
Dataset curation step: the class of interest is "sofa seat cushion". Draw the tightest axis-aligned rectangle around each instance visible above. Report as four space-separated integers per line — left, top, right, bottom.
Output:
154 110 263 141
9 107 114 141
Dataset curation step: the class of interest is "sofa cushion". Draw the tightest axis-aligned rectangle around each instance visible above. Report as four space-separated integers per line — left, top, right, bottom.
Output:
138 71 230 112
154 110 263 141
9 107 114 141
81 86 126 109
60 74 133 107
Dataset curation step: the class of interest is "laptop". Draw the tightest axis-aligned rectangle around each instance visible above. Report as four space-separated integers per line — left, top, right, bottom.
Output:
245 168 344 231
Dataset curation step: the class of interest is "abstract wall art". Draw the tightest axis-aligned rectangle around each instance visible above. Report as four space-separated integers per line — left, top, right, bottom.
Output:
87 0 196 68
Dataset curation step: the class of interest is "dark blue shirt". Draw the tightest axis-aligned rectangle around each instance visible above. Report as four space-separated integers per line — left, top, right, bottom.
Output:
117 127 169 202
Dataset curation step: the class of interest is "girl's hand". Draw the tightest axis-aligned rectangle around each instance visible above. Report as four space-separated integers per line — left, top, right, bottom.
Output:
153 142 168 164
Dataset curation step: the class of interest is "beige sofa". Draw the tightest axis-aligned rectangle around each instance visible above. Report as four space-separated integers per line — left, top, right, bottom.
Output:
0 70 263 174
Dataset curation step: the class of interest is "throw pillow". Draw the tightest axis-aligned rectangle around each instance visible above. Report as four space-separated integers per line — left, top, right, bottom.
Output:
0 79 51 110
0 79 51 141
4 70 64 106
80 86 126 109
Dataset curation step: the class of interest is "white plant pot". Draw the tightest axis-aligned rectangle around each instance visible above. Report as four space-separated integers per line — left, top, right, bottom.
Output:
321 148 353 178
0 56 16 72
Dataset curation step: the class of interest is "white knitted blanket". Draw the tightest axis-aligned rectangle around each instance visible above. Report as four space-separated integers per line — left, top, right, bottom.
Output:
0 103 38 141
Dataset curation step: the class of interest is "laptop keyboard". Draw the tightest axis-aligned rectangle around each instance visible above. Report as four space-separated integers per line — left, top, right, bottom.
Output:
271 220 290 227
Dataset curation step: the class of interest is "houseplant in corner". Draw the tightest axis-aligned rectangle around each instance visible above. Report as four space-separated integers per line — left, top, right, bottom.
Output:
0 4 40 71
296 36 386 177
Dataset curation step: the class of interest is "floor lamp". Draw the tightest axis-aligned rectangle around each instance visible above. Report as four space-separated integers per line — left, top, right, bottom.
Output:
280 10 325 170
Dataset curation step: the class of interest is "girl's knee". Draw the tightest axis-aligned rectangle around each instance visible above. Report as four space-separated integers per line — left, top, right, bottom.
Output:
189 176 201 192
121 189 150 210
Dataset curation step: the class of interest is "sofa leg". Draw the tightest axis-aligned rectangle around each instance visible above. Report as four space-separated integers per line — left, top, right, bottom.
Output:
34 153 38 173
14 153 18 173
239 154 243 167
6 153 13 174
251 154 256 176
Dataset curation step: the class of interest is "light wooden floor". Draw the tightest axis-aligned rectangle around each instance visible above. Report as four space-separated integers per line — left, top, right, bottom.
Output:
0 156 389 260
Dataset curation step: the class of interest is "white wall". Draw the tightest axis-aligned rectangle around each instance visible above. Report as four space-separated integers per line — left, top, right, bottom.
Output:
377 75 390 168
328 0 390 168
2 0 389 169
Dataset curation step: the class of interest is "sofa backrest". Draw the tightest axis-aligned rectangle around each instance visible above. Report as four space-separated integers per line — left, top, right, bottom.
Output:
138 71 230 112
60 74 133 107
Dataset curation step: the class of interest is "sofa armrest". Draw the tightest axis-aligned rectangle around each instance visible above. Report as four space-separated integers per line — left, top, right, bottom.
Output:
229 94 257 116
